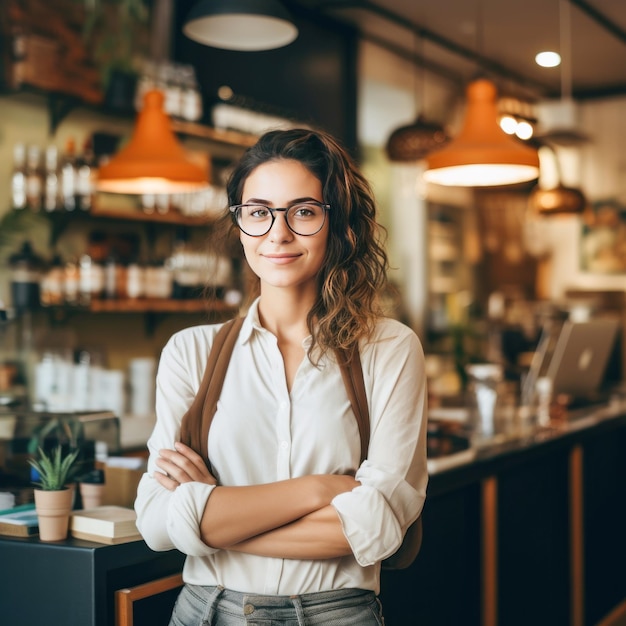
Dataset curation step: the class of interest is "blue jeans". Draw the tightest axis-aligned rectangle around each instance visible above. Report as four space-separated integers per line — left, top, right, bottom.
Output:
169 585 385 625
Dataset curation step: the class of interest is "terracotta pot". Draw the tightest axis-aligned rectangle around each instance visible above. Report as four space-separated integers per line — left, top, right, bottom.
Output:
79 482 105 509
34 488 74 541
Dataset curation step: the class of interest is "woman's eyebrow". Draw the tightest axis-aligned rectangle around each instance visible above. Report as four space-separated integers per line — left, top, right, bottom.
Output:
242 196 321 205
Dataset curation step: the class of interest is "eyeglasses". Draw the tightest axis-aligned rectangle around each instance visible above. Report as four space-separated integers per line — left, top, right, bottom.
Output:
229 201 331 237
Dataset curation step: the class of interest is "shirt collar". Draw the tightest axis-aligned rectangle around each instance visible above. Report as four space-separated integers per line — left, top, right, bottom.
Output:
238 297 314 352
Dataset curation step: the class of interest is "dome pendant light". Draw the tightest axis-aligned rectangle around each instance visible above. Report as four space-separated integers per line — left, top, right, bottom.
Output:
97 90 209 195
183 0 298 51
423 78 540 187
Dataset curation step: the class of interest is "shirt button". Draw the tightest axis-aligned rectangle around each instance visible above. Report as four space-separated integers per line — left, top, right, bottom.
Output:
280 441 289 449
244 603 255 615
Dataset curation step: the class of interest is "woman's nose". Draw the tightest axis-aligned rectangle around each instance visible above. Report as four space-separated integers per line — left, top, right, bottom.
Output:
268 211 293 241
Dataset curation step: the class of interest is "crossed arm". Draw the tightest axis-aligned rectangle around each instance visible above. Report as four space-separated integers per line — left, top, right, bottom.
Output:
156 442 359 560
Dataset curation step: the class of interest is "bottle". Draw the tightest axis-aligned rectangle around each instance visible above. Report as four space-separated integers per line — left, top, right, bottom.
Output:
59 138 77 211
126 259 145 299
155 194 170 215
8 241 44 313
76 138 95 211
180 65 203 122
134 59 156 112
104 250 127 300
43 145 59 212
10 142 27 211
25 144 43 212
9 25 26 89
63 257 80 305
144 260 172 299
78 253 104 305
40 254 64 306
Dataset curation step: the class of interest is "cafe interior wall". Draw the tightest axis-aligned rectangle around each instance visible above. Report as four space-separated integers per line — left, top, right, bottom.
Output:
1 38 625 365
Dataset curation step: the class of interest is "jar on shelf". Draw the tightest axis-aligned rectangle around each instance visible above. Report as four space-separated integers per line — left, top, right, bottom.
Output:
126 259 145 299
144 260 173 299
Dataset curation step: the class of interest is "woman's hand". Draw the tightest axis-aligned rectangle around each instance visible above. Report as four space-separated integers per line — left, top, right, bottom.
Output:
154 442 216 491
315 474 361 508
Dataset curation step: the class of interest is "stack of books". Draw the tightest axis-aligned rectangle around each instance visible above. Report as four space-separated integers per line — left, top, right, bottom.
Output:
70 506 142 544
0 504 39 537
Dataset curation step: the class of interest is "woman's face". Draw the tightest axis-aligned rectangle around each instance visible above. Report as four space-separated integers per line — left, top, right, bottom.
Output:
239 159 328 295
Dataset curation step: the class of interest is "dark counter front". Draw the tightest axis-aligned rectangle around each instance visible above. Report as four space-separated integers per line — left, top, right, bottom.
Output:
1 406 625 626
380 405 626 626
0 535 185 626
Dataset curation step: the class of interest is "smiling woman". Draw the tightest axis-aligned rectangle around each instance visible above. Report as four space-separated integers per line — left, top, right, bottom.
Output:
135 127 428 625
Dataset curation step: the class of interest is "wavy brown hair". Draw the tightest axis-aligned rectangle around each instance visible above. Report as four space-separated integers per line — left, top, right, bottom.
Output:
222 127 389 359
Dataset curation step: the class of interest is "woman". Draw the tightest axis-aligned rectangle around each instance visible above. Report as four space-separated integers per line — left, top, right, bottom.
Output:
135 127 428 625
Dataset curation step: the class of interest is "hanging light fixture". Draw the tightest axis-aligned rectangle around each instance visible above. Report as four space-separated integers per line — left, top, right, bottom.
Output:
385 34 449 162
97 90 209 195
423 78 540 187
183 0 298 51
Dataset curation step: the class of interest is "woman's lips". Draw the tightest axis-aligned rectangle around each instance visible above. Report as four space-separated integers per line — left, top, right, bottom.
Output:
263 253 301 264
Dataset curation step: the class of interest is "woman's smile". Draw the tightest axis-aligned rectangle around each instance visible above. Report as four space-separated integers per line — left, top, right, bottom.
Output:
262 252 302 264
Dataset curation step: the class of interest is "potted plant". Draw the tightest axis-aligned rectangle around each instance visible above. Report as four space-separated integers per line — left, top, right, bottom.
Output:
81 0 151 110
28 445 80 541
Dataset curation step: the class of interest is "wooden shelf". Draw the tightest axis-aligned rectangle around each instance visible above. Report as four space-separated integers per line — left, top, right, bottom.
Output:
89 204 216 226
171 120 258 148
87 299 235 314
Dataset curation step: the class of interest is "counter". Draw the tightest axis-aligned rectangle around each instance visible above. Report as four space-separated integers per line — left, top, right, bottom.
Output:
1 405 624 626
0 534 184 626
380 402 626 626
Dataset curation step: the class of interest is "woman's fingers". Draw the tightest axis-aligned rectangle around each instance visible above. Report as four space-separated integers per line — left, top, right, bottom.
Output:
174 442 211 473
154 469 180 491
156 446 216 485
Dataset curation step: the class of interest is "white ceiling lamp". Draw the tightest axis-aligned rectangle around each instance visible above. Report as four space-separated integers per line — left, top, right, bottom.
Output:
535 51 561 68
183 0 298 51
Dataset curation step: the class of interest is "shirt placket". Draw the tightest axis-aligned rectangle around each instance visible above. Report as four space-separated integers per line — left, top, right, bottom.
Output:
264 343 293 594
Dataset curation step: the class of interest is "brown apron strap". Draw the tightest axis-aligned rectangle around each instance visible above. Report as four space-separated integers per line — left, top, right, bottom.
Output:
179 317 244 465
336 346 369 464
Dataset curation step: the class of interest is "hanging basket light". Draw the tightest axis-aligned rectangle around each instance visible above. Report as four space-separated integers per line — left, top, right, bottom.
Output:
385 115 450 162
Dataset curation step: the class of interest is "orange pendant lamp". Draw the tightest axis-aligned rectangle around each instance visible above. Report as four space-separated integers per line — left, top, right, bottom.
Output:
97 90 209 194
423 78 540 187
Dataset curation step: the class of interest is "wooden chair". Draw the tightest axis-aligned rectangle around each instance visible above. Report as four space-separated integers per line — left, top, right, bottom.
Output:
115 572 184 626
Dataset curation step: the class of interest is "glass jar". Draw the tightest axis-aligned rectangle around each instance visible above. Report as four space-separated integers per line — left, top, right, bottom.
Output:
466 363 506 443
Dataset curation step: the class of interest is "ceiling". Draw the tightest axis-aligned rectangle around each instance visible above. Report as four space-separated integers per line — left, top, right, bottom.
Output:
289 0 626 102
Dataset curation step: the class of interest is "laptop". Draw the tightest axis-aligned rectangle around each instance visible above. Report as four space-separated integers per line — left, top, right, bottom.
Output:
546 318 621 396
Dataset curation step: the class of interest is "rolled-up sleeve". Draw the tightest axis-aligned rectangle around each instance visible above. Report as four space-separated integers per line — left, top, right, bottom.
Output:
331 324 428 566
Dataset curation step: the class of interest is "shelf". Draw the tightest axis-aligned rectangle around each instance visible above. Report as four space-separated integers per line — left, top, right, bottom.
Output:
171 120 258 148
87 299 235 314
89 205 216 226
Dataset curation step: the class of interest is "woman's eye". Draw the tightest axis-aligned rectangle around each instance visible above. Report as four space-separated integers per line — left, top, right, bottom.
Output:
250 206 270 218
292 205 315 217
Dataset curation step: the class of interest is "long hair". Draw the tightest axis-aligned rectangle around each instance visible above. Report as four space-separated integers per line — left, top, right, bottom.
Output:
225 127 389 358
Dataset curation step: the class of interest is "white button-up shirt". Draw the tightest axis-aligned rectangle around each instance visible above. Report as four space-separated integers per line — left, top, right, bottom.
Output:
135 299 428 595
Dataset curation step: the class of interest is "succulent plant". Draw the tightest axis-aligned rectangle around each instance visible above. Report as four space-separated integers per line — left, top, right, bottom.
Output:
28 445 80 491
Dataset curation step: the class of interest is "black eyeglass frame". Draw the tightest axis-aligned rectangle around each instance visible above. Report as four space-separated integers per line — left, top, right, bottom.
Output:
229 201 331 237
